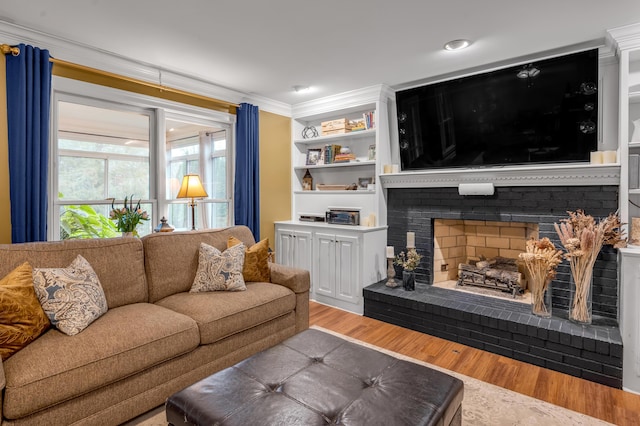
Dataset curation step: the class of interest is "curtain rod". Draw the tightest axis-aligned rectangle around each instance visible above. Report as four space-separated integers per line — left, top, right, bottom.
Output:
1 44 20 56
2 42 238 112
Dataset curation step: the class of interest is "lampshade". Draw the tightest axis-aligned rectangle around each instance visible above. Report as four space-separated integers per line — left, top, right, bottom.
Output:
177 174 208 199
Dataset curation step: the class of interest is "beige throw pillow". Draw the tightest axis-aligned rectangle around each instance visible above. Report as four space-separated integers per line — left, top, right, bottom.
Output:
190 242 246 292
33 255 108 336
0 262 51 360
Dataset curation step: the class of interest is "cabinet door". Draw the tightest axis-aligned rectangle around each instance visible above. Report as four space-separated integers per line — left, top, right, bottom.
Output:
275 229 295 267
293 230 313 275
314 232 336 297
334 234 359 303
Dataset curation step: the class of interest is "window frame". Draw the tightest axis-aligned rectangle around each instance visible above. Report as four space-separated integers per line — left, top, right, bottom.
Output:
49 77 236 240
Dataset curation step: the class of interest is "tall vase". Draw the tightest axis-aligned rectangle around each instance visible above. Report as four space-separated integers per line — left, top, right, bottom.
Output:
402 270 415 291
569 270 593 325
531 278 552 318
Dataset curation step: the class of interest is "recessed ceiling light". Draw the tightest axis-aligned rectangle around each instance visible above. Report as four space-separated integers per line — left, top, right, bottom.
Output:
443 39 471 51
293 85 310 93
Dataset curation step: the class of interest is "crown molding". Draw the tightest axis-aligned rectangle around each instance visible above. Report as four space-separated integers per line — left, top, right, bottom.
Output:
380 163 620 188
607 23 640 53
0 19 287 113
292 84 393 120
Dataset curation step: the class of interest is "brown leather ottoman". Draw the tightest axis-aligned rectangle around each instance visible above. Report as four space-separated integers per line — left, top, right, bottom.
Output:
166 329 463 425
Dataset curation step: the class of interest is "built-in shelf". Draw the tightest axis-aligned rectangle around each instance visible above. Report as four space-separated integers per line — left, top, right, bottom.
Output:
294 128 375 145
630 189 640 195
630 142 640 149
295 160 375 170
379 163 620 188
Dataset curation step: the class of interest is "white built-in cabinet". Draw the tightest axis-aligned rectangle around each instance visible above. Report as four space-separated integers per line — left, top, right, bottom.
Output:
609 23 640 395
276 227 312 273
275 221 387 314
609 23 640 231
275 84 393 314
619 248 640 394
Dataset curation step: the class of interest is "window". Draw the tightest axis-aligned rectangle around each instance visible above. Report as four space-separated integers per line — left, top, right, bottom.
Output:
51 78 235 240
165 118 232 230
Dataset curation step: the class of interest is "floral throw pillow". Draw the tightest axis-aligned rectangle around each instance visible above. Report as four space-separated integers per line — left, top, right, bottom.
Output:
227 236 271 282
190 242 246 292
33 255 108 336
0 262 51 360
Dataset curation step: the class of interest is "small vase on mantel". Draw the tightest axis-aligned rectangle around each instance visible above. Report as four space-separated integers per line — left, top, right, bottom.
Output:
122 232 135 238
402 270 415 291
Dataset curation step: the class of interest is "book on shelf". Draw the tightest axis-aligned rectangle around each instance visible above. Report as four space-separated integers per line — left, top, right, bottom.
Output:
363 111 375 130
323 144 342 164
333 153 356 163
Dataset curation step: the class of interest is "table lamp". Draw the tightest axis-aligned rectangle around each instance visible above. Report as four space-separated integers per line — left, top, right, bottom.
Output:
177 174 208 230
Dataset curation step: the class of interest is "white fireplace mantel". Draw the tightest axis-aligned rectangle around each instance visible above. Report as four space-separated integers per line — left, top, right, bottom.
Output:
379 163 620 188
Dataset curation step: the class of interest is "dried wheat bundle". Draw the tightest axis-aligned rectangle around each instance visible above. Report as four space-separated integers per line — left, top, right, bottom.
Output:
554 210 626 322
518 238 563 316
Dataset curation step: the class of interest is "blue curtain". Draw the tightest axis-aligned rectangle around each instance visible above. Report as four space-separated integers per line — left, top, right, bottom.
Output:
6 44 52 243
234 103 260 238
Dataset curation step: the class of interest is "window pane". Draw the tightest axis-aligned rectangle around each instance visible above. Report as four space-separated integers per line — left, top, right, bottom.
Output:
59 156 105 200
209 156 226 199
109 158 150 199
205 203 228 228
57 101 150 202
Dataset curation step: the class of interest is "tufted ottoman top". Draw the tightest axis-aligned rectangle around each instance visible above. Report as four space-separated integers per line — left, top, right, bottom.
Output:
166 328 463 426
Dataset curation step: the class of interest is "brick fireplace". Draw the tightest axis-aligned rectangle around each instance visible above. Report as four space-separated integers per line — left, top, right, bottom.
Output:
364 184 623 387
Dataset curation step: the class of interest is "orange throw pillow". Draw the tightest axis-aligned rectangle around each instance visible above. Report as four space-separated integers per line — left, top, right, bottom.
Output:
0 262 51 360
228 236 271 282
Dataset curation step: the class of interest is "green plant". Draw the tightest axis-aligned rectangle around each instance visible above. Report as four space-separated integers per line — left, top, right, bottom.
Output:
110 195 149 236
60 204 119 239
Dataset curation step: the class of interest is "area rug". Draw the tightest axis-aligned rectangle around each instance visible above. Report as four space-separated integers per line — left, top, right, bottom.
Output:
126 326 613 426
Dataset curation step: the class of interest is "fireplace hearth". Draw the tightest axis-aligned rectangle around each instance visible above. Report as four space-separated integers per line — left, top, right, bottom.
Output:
366 184 623 387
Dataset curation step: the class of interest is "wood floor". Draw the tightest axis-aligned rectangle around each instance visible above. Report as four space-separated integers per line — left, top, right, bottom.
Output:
309 301 640 425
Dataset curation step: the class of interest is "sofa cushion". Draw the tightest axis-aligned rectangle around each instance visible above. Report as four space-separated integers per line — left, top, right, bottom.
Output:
0 262 50 360
33 255 108 336
228 236 271 282
0 237 147 309
191 242 246 292
2 303 199 419
142 226 257 303
156 282 296 345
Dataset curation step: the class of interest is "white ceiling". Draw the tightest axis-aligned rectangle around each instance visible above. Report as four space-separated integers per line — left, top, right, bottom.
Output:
1 1 640 106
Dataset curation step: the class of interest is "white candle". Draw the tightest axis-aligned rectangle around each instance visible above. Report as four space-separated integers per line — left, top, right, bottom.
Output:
602 150 617 164
386 246 394 258
407 232 415 248
590 151 603 164
369 213 376 226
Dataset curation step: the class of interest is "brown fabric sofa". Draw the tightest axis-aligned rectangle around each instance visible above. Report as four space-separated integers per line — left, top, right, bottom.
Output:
0 226 310 425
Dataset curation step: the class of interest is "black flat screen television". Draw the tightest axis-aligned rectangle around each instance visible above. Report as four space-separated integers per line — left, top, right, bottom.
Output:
396 49 599 170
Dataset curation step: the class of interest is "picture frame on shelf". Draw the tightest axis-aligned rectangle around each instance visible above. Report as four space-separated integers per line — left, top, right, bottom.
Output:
358 177 373 190
368 144 376 161
306 148 322 165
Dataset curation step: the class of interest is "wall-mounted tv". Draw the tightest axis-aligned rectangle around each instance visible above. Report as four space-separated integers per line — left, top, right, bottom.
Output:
396 49 599 170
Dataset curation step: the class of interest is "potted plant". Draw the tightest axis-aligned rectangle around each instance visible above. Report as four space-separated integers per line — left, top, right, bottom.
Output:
394 248 423 291
109 195 150 237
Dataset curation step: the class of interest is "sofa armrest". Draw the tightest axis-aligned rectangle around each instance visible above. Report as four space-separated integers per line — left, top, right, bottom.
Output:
268 263 310 294
0 357 4 420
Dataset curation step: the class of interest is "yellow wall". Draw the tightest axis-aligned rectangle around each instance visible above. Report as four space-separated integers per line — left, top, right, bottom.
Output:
0 54 11 243
259 110 292 249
